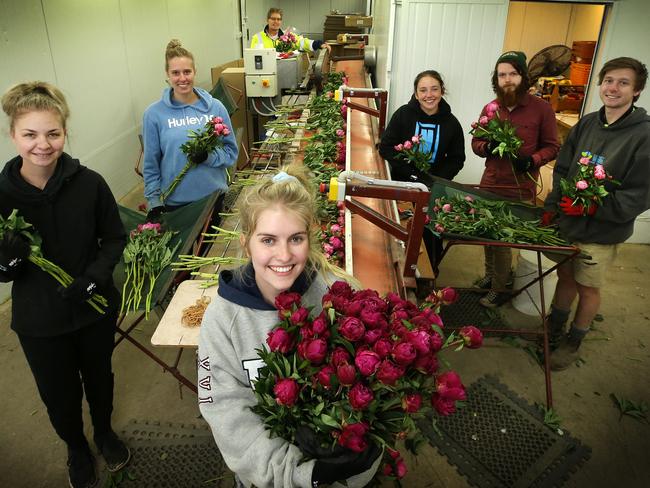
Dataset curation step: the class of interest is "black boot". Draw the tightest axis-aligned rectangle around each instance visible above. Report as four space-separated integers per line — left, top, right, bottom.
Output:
67 445 97 488
95 430 131 472
550 325 588 371
547 305 570 347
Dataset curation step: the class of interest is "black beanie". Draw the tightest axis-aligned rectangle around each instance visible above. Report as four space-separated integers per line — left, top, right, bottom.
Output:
496 51 528 75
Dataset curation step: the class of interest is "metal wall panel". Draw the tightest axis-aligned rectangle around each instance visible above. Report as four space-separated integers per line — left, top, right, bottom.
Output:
390 0 509 185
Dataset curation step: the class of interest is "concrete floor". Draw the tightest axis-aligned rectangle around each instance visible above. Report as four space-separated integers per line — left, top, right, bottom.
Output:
1 199 649 487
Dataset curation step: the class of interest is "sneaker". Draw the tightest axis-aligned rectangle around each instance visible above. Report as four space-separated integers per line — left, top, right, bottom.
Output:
475 272 514 290
474 276 492 289
67 447 97 488
550 336 581 371
95 431 131 472
479 290 510 308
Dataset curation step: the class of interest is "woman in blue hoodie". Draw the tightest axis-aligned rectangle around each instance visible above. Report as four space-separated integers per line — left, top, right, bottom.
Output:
379 70 465 276
142 39 238 221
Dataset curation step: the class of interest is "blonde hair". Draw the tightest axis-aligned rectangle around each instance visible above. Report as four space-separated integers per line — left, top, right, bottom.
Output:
1 81 70 132
165 38 195 71
238 164 356 286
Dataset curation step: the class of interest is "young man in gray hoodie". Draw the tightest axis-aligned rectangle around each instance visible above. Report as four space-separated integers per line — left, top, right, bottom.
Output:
543 57 650 370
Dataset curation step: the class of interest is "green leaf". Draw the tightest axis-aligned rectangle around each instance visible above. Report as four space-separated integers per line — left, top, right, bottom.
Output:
611 393 649 423
313 402 325 416
320 413 341 429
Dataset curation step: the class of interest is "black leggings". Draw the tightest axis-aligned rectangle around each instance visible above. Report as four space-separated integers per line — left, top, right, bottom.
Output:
18 312 117 449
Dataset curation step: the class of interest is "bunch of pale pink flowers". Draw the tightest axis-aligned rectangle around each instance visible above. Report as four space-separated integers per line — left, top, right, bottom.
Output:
470 101 523 160
394 134 433 173
558 151 619 216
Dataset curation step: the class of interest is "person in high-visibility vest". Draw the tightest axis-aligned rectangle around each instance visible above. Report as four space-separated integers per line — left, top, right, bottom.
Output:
250 7 330 53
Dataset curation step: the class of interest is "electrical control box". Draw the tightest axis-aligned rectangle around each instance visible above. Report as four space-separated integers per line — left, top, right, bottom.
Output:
245 74 278 97
243 48 277 75
244 49 278 98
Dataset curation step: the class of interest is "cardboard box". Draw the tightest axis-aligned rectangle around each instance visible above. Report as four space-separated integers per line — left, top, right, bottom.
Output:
550 84 585 113
344 15 372 27
211 59 244 88
220 67 250 170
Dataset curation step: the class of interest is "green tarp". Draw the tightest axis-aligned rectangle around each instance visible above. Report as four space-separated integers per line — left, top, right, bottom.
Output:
113 192 219 312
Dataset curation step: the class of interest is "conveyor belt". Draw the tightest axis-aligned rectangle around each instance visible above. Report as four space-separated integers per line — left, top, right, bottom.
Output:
335 60 402 296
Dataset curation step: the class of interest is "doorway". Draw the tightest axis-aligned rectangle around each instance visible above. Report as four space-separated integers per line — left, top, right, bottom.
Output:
504 1 610 201
504 1 609 119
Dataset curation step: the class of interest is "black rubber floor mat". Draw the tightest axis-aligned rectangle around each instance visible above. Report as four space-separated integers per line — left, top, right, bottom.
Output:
439 289 503 332
100 420 233 487
420 375 591 488
121 419 214 442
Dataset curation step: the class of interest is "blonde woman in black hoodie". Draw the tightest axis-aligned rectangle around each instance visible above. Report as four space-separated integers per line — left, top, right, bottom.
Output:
379 70 465 272
0 82 128 488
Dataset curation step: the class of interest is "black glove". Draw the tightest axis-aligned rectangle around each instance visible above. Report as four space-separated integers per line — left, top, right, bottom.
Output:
312 443 381 484
146 206 164 223
58 276 97 303
313 40 324 50
512 155 533 173
296 425 347 459
485 140 499 155
296 426 381 485
0 231 31 277
189 149 208 165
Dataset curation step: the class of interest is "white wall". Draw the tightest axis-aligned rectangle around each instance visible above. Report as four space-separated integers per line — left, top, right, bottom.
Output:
0 0 242 302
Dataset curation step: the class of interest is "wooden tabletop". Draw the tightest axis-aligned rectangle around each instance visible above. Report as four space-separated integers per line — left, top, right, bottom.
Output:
150 280 218 348
555 113 579 129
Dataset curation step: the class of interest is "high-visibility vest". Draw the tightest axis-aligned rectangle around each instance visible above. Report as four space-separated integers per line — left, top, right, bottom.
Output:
250 28 314 51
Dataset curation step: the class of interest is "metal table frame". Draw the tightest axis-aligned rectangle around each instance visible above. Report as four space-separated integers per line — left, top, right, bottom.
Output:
113 193 220 395
436 238 580 409
426 176 581 408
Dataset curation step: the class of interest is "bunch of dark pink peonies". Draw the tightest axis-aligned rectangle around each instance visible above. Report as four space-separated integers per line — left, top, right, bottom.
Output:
251 281 482 481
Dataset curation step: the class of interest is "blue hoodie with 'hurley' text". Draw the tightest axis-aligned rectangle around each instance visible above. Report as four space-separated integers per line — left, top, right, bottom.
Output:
142 86 238 208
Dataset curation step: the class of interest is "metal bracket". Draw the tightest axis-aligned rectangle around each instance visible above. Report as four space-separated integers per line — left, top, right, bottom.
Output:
323 171 430 279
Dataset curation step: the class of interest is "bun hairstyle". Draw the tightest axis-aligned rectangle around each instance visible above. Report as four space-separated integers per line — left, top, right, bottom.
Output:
1 81 70 131
165 38 195 71
238 164 354 285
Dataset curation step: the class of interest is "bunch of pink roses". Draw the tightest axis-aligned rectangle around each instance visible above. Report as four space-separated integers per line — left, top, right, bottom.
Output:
394 134 433 173
469 101 523 161
558 151 619 216
161 116 231 202
251 281 482 481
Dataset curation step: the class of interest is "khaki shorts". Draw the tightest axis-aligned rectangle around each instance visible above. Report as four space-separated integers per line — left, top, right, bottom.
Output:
546 241 619 288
